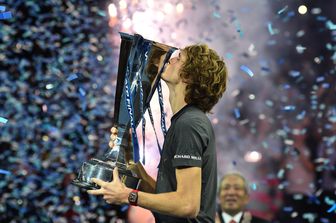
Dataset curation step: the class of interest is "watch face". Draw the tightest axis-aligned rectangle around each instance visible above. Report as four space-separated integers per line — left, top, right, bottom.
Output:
129 191 138 203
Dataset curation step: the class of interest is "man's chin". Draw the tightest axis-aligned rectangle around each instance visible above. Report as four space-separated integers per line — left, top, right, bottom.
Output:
223 207 240 216
224 204 239 211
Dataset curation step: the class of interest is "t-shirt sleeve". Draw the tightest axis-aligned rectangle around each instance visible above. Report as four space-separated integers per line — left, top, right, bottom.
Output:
172 118 207 168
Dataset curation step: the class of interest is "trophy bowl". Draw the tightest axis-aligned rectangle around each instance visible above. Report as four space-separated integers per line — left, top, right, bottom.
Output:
72 158 140 190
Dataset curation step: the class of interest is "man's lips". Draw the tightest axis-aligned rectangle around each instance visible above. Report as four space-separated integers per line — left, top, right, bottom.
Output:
225 198 238 203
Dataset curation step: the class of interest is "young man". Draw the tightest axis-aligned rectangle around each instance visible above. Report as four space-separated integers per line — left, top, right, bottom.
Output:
88 44 228 222
216 173 269 223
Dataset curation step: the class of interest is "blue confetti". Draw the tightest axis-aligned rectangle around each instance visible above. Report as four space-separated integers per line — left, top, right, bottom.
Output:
296 110 306 120
289 70 301 77
327 203 336 213
225 53 233 59
322 83 330 88
326 20 336 30
213 12 221 18
67 73 79 81
317 16 327 21
283 206 293 212
277 5 288 14
0 169 11 175
79 87 86 96
250 183 257 190
120 204 129 212
316 76 325 82
233 20 244 37
282 105 296 111
267 22 276 35
240 65 254 77
0 11 12 20
234 108 240 119
0 117 8 124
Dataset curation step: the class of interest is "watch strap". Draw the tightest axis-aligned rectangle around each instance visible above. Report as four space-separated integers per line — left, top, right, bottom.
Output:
128 189 139 206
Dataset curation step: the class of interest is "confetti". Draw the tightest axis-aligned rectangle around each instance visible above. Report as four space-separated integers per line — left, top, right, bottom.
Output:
0 169 11 175
233 20 244 37
327 203 336 213
66 74 79 81
289 70 301 77
213 12 221 19
225 53 233 59
282 105 296 111
0 11 12 20
267 22 276 35
0 117 8 124
277 5 288 15
234 108 241 119
250 183 257 190
326 20 336 30
240 65 254 77
296 45 306 53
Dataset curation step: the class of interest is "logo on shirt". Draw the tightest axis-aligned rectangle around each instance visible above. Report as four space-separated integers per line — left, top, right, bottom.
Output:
174 154 201 161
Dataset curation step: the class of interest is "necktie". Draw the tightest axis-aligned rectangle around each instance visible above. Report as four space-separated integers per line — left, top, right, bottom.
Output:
229 220 236 223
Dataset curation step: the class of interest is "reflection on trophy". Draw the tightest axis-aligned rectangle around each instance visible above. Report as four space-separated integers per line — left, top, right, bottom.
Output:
72 33 177 190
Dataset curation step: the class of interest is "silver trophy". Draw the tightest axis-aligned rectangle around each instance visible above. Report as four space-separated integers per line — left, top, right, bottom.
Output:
72 33 177 190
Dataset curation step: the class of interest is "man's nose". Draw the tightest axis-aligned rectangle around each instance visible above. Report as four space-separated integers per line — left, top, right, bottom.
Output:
226 187 238 194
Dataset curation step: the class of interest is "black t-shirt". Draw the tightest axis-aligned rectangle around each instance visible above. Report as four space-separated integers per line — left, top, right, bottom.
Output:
153 105 217 223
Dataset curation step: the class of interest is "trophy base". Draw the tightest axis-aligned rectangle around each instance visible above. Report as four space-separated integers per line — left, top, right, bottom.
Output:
72 158 140 190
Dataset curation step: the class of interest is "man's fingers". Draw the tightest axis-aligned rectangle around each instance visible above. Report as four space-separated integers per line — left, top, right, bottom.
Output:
91 178 108 188
113 167 120 182
87 188 105 195
103 195 113 200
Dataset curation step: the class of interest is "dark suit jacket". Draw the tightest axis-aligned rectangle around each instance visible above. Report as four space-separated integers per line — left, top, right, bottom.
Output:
217 210 270 223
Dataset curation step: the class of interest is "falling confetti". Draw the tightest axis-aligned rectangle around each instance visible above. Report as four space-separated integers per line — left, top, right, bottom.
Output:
327 203 336 213
240 65 254 77
0 117 8 124
267 22 276 35
277 5 288 15
0 169 11 175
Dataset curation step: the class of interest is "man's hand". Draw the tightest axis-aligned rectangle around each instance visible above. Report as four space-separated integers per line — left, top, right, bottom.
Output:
87 167 132 205
127 162 156 193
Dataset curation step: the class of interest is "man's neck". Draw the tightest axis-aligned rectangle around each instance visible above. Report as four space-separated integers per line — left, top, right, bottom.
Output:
167 82 187 115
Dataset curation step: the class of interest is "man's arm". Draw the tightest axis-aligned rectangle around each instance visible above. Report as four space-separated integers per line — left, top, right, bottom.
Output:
135 166 201 218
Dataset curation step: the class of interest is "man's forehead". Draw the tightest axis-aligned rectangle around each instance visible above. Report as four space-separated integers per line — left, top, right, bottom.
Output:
221 176 245 185
170 49 181 59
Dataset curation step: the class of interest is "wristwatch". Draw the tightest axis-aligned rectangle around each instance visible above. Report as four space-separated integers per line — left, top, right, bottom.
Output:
128 189 139 206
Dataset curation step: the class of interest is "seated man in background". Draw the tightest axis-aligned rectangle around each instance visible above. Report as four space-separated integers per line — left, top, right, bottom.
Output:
216 173 269 223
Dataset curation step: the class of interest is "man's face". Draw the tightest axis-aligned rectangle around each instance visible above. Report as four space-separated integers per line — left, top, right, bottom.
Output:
219 175 249 216
161 49 185 84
